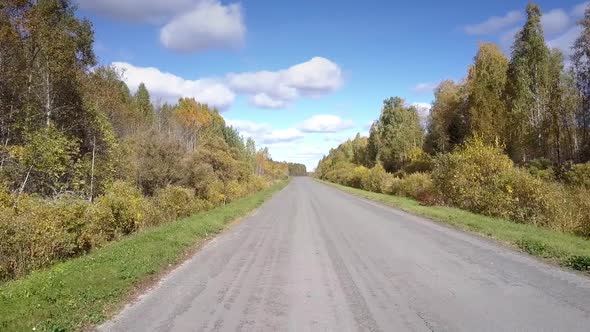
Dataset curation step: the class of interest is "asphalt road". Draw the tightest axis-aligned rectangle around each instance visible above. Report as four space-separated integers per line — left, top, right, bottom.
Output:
99 177 590 332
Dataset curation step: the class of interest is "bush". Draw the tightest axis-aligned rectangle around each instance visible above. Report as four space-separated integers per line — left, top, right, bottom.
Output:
379 172 397 195
0 195 91 281
322 162 356 186
564 163 590 189
154 186 196 222
387 173 439 204
525 158 555 182
402 147 434 174
432 137 513 212
570 187 590 237
87 181 152 244
0 184 12 208
496 168 565 228
362 164 387 193
349 166 369 189
224 180 247 202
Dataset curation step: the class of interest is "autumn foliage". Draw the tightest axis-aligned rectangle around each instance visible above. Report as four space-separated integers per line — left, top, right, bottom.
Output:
317 2 590 242
0 1 305 281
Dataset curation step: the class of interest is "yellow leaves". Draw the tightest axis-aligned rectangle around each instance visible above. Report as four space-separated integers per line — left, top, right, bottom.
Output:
6 145 25 161
174 98 215 132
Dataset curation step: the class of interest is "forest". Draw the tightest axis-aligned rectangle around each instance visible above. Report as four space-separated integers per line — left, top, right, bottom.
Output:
0 0 305 281
317 3 590 239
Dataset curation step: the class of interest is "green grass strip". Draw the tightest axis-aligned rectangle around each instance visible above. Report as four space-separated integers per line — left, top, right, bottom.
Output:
318 179 590 273
0 180 289 332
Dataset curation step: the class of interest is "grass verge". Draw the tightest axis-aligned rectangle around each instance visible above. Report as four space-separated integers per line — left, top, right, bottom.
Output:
317 179 590 273
0 180 289 332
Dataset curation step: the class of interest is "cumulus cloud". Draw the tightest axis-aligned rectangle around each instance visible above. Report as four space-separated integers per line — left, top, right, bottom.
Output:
482 3 587 56
112 56 343 110
500 26 521 49
228 57 344 108
250 94 288 109
227 120 303 144
548 26 582 56
572 2 589 17
299 115 355 133
113 62 235 109
160 1 245 53
542 9 570 35
412 82 438 95
463 10 523 35
78 0 245 53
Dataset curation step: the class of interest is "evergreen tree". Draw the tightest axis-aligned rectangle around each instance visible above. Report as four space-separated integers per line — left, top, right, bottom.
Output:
134 83 154 121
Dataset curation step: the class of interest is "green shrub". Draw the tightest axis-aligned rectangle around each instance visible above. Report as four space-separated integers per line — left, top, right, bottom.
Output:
568 255 590 271
525 158 555 182
379 172 397 195
154 186 195 221
87 181 150 244
400 173 435 200
0 195 91 281
517 237 548 256
362 164 387 193
0 184 12 208
495 169 565 228
564 163 590 188
349 166 369 189
323 162 356 187
402 147 434 174
570 187 590 237
432 137 513 212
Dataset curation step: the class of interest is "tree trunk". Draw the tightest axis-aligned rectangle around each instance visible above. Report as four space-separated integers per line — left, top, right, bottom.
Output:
89 135 96 202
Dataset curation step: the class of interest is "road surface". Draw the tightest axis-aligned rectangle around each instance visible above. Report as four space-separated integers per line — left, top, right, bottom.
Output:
99 177 590 332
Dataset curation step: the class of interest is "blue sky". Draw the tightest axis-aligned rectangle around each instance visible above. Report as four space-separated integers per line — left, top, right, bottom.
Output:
77 0 586 170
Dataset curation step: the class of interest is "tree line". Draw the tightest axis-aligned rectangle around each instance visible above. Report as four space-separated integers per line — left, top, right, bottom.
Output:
0 0 305 281
317 3 590 239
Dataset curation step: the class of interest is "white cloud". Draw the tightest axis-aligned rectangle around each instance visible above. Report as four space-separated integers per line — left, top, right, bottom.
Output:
79 0 245 53
265 128 304 144
250 93 289 109
160 1 245 53
493 3 585 55
226 119 271 136
113 62 235 109
572 2 589 17
228 57 344 108
412 82 438 95
112 56 343 110
548 26 582 56
299 115 355 133
284 57 344 95
500 26 521 49
463 10 523 35
542 9 570 35
227 119 303 144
